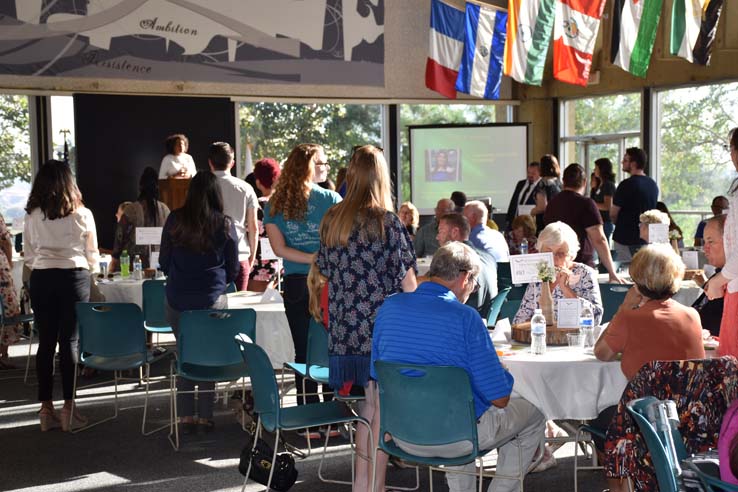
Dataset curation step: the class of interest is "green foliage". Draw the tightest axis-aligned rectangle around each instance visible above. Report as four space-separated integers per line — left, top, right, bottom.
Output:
239 103 381 182
572 93 640 136
399 104 500 201
0 95 31 189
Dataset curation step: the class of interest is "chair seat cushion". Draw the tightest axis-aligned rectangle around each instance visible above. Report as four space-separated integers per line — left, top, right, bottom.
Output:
3 314 34 325
380 438 478 467
278 400 362 431
306 366 329 384
81 352 147 371
179 362 248 382
144 323 173 334
285 362 309 377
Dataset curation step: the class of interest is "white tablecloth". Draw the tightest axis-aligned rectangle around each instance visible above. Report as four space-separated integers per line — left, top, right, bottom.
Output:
417 258 431 277
97 278 145 307
501 345 628 420
11 256 23 295
227 291 295 370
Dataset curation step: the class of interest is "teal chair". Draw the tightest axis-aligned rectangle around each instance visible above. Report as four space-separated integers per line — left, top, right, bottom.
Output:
497 262 512 290
486 287 511 327
498 298 522 323
235 335 373 492
626 397 688 492
601 283 630 324
681 460 738 492
284 318 330 391
169 308 256 450
573 424 606 492
226 282 238 294
373 361 524 491
142 280 172 343
73 302 171 434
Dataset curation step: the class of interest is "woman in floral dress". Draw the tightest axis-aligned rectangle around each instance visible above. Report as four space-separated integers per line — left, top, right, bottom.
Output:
316 145 417 492
0 212 20 368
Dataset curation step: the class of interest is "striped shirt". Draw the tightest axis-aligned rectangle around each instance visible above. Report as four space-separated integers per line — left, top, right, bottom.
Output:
371 282 513 419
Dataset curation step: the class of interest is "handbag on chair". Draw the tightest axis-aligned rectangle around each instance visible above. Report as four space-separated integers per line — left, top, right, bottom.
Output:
238 421 298 492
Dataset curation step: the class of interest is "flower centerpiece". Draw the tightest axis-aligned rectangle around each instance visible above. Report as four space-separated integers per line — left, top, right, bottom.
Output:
537 260 555 325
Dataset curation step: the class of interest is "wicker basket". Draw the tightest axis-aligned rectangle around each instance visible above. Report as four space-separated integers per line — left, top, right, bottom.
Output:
511 321 580 346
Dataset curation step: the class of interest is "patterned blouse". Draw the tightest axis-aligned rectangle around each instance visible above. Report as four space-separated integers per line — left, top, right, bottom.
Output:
604 357 738 491
249 196 280 282
316 210 416 389
512 262 603 325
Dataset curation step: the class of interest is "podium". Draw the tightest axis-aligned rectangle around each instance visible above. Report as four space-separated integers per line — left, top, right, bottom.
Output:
159 178 190 211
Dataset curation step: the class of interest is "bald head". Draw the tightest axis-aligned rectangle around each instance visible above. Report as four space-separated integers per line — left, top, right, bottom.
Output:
435 198 455 221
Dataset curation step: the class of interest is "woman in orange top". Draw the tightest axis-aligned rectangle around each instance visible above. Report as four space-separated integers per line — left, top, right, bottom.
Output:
595 243 704 492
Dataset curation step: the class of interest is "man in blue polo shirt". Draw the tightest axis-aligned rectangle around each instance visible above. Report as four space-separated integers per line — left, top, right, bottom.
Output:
371 242 544 492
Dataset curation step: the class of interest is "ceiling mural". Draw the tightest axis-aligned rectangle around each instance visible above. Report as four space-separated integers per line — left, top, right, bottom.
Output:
0 0 385 86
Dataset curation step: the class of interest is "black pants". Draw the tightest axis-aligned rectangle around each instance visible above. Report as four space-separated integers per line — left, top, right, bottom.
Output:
30 268 90 402
283 274 320 405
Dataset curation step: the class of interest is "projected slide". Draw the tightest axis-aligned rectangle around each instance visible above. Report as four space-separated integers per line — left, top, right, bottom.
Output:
410 124 528 215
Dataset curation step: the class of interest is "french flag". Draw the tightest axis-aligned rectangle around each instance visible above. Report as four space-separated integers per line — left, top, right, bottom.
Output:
455 2 508 100
425 0 465 99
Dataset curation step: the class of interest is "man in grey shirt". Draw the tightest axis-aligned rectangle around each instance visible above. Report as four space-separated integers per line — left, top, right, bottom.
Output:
414 198 454 257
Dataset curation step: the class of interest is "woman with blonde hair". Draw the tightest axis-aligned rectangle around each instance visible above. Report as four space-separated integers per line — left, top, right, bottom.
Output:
398 201 420 238
264 143 341 432
316 144 417 492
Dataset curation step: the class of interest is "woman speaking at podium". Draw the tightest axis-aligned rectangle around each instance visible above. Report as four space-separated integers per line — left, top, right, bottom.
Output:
158 133 197 179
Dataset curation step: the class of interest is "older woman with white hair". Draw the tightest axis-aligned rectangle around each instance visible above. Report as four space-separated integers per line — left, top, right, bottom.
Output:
638 208 670 244
513 221 603 325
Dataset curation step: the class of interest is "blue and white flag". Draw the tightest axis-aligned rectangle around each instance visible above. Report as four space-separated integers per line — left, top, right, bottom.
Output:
455 2 508 100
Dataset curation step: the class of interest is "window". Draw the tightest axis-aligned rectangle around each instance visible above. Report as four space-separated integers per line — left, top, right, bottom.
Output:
238 102 382 185
655 81 738 240
50 96 76 173
399 104 508 202
0 95 31 228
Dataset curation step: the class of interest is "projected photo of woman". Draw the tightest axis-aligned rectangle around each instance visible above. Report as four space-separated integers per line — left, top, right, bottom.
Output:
427 149 461 182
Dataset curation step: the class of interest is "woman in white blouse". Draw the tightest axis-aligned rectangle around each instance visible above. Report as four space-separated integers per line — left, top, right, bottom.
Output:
24 160 100 432
158 133 197 179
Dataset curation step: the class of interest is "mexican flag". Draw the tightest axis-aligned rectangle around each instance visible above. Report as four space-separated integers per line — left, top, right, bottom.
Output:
670 0 725 65
503 0 556 86
610 0 664 78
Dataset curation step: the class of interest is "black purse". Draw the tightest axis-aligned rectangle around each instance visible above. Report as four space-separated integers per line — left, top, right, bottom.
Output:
238 422 298 492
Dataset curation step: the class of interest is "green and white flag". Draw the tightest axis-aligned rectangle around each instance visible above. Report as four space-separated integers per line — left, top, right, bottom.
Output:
610 0 663 78
670 0 724 65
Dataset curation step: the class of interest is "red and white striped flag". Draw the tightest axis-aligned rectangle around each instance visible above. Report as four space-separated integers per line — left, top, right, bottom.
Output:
552 0 607 86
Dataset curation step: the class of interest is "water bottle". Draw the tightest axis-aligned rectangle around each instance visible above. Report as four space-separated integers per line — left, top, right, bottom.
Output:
530 308 547 355
133 254 143 280
579 304 594 349
520 238 529 255
120 250 130 278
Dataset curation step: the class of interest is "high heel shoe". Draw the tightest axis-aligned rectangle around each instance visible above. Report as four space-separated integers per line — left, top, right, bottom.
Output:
60 407 88 432
39 407 61 432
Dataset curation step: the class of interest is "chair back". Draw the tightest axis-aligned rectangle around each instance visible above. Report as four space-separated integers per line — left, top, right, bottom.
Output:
307 318 329 368
497 262 512 290
498 298 522 322
486 287 511 326
600 283 629 324
177 309 256 369
142 279 168 328
627 397 684 492
374 361 478 461
681 460 738 492
235 336 281 432
226 282 237 294
75 303 147 357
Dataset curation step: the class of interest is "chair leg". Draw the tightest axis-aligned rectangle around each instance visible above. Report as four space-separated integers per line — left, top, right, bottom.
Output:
242 416 263 492
265 429 281 492
429 466 434 492
167 363 179 450
142 363 169 436
24 327 33 384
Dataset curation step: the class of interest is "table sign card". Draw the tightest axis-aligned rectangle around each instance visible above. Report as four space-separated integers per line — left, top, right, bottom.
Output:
557 298 581 328
260 237 279 260
509 252 555 285
682 250 699 270
648 223 669 244
491 317 512 343
517 204 534 217
135 227 163 245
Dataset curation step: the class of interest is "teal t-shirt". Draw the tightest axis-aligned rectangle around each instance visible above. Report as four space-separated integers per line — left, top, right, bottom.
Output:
263 184 342 275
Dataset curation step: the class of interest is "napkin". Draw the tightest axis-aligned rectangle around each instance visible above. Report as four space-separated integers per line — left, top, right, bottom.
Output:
260 287 283 303
491 318 512 343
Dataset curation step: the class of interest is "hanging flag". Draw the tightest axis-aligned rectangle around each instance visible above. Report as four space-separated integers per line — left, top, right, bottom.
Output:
455 2 508 99
670 0 724 65
504 0 556 86
425 0 465 99
552 0 607 86
610 0 664 78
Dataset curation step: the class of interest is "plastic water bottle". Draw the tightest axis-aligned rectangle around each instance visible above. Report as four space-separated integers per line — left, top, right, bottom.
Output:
133 254 143 280
530 308 547 355
120 250 130 278
520 238 529 255
579 304 594 349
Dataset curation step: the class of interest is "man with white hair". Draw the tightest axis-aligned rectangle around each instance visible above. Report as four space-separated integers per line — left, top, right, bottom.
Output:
464 200 510 263
414 198 455 257
372 242 545 492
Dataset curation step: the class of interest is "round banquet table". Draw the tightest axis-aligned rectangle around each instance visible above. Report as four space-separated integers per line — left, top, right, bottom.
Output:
416 257 431 277
500 344 629 420
96 278 145 307
226 291 295 370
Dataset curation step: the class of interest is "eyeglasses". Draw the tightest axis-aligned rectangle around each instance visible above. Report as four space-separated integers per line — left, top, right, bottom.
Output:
460 270 480 293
